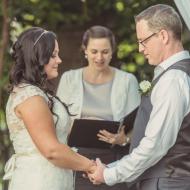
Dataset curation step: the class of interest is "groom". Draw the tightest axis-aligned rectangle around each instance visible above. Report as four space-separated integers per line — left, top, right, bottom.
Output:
88 4 190 190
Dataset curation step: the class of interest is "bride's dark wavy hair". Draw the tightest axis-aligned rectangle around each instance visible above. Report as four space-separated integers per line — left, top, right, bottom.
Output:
9 27 71 123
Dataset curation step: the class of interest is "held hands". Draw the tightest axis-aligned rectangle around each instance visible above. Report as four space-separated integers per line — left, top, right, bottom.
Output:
86 159 97 174
87 158 106 185
97 125 128 146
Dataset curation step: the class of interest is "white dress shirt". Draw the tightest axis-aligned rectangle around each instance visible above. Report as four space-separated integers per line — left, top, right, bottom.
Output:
104 50 190 185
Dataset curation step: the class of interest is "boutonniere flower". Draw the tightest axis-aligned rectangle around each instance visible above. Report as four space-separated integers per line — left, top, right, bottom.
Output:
139 80 153 96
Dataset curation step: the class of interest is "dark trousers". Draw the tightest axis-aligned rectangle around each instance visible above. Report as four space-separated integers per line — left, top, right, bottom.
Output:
129 177 190 190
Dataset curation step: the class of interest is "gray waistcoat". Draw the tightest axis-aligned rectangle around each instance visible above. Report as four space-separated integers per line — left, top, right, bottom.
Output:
130 59 190 180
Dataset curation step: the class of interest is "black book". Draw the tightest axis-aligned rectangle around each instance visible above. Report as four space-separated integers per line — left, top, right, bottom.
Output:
68 107 138 149
68 119 120 149
123 107 138 134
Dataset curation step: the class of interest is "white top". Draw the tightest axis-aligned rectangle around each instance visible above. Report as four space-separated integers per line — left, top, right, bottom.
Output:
57 67 140 122
82 80 113 120
103 50 190 185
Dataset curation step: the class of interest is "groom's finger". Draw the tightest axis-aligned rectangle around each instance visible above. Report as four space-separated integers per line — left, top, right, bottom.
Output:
92 180 101 185
96 158 102 166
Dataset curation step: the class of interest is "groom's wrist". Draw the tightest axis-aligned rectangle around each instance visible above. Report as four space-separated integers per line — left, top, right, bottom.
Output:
103 167 117 186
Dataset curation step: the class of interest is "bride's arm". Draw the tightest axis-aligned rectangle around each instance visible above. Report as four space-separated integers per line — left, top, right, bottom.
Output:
15 95 95 172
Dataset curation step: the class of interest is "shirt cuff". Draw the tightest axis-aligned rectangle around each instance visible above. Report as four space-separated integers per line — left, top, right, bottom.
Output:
107 160 118 168
104 167 118 186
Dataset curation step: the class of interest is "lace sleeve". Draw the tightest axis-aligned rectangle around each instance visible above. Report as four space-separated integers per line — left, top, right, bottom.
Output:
11 85 48 109
6 84 49 133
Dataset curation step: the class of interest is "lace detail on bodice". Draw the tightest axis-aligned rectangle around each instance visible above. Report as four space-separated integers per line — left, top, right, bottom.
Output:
6 84 71 147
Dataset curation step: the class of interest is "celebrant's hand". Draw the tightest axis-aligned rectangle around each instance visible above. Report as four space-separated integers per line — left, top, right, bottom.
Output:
97 125 128 146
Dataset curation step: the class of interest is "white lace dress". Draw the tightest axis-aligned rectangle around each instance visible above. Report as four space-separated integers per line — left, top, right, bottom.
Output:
3 84 74 190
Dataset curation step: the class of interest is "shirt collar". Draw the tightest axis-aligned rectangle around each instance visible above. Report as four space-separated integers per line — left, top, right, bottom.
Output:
158 50 190 71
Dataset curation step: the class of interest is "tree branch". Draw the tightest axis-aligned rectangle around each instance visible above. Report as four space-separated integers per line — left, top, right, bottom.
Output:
0 0 9 79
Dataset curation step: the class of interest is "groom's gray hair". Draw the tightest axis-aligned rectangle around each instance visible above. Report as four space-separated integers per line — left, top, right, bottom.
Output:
135 4 182 40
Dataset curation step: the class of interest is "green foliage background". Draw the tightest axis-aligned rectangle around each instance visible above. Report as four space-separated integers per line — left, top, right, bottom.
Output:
0 0 189 189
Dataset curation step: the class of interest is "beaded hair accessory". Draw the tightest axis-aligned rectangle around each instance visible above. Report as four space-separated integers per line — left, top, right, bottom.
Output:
34 30 48 46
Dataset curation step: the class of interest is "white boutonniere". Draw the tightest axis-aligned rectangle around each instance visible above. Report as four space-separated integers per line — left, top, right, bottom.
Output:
139 80 153 96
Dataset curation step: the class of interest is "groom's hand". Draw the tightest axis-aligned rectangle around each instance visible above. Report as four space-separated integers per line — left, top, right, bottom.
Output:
88 158 106 185
82 159 96 178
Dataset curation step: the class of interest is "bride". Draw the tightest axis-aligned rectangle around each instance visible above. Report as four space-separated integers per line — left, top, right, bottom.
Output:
3 27 95 190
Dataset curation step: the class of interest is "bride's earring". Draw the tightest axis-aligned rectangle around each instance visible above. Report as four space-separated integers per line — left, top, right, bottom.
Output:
85 54 88 59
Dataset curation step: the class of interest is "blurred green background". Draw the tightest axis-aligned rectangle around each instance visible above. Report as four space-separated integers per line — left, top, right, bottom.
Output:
0 0 190 189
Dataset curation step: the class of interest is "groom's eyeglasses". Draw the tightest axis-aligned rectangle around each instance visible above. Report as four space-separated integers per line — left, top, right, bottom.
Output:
138 32 157 47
